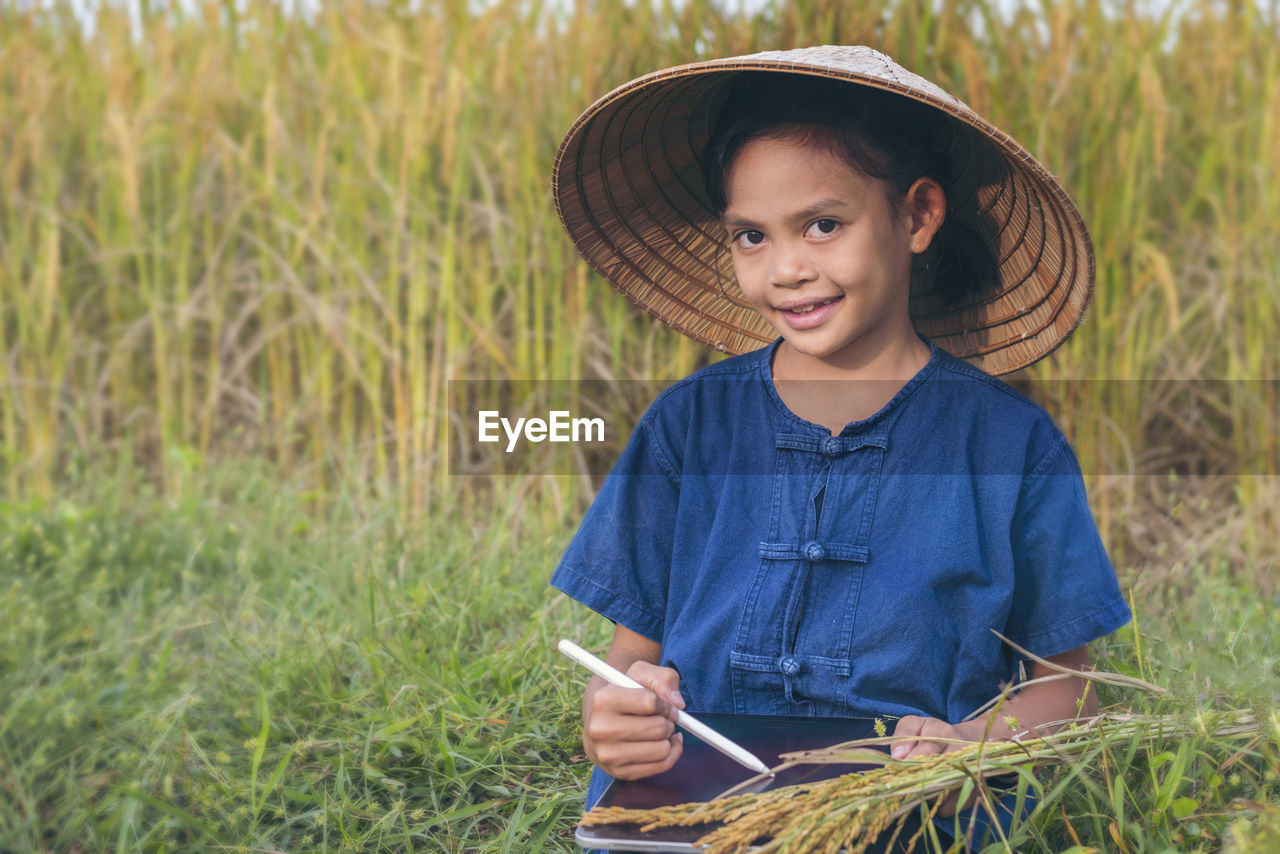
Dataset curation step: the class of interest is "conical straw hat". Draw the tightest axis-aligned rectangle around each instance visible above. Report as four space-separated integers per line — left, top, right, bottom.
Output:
553 45 1094 376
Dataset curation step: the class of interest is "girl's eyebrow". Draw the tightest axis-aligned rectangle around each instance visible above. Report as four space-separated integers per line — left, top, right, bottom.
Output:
791 197 855 223
722 197 854 231
721 211 761 231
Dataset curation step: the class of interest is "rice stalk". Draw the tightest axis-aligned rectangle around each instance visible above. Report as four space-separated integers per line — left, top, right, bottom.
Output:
581 711 1264 854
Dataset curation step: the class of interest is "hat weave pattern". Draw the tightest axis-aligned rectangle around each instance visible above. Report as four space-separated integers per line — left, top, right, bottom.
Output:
553 45 1094 375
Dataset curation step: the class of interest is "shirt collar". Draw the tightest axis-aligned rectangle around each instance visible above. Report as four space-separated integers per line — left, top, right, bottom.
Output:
758 335 941 435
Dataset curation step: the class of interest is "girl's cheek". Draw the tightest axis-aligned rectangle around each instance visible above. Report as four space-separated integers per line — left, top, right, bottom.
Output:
734 248 768 272
727 255 755 282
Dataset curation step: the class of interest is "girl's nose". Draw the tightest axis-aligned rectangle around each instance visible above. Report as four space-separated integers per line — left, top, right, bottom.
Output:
770 244 816 288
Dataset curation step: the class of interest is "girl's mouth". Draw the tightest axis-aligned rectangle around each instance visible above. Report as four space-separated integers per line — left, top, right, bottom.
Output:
787 297 839 315
779 296 842 329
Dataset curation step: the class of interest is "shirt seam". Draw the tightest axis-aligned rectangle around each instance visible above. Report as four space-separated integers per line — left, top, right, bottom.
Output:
1022 431 1070 494
934 354 1077 466
639 415 680 484
933 354 1047 413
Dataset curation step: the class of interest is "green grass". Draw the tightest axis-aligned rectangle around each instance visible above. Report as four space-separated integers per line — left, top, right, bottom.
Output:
0 465 1277 852
0 465 605 852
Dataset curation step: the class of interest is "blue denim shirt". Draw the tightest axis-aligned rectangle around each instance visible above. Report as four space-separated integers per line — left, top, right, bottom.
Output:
552 338 1130 809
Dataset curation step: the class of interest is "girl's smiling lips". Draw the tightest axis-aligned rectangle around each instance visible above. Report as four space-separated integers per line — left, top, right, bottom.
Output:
775 295 844 330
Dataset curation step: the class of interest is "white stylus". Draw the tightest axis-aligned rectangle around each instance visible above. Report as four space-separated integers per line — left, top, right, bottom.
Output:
557 638 773 776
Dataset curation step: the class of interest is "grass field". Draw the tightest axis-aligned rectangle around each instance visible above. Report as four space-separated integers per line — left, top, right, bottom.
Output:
1 467 1277 851
1 465 593 851
1 0 1278 850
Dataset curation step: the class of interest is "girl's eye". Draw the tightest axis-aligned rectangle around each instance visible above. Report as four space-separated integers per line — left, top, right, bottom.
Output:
806 219 840 237
734 230 765 248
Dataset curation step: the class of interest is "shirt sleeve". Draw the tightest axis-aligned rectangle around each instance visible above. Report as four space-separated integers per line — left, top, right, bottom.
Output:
1004 430 1132 659
549 410 680 643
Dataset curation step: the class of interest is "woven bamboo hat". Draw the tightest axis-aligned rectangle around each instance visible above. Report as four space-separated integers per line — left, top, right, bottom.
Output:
552 45 1095 376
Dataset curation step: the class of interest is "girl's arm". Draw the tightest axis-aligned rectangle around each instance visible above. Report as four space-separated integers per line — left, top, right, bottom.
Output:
581 624 687 780
890 644 1097 760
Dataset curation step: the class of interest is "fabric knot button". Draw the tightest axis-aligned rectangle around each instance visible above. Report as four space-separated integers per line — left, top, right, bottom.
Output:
804 541 826 561
778 656 802 676
822 437 843 456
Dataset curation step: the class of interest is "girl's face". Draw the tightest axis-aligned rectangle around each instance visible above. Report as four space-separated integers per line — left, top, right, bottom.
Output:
722 133 944 373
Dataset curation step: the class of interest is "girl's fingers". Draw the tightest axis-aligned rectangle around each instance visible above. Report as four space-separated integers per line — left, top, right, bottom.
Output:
625 661 685 712
590 683 675 720
586 709 676 745
594 730 681 767
889 715 923 758
890 715 950 758
607 733 684 781
586 684 678 745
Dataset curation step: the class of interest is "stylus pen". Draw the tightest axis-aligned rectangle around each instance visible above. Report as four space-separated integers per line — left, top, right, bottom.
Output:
557 638 773 777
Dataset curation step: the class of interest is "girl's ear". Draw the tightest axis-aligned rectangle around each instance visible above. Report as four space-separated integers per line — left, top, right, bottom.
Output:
902 177 947 254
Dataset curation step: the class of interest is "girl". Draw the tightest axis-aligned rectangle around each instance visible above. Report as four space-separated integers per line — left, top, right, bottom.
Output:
550 45 1130 845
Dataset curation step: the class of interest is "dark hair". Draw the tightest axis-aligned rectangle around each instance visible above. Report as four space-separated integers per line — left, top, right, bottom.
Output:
701 73 996 304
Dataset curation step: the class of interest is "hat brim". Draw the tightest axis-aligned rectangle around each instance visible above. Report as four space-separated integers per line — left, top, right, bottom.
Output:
553 46 1095 375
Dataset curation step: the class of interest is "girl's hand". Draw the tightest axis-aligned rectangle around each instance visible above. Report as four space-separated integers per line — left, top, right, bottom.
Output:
889 715 974 760
583 661 686 779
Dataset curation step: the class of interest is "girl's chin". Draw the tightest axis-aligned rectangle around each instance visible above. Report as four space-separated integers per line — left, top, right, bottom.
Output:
775 336 850 364
776 329 899 365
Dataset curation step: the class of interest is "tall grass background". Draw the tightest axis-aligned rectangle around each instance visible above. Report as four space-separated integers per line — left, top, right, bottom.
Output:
2 0 1278 525
1 0 1278 851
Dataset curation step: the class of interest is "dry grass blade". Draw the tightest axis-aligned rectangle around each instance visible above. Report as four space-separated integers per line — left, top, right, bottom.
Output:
990 630 1168 695
952 630 1170 728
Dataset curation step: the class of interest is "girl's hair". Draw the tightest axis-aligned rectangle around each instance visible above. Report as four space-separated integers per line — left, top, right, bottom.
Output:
701 73 997 304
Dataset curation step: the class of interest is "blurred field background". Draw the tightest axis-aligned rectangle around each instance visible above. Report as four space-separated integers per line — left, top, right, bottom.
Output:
1 0 1278 851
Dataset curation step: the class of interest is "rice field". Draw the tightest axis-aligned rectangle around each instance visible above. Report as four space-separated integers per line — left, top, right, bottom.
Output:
1 0 1278 851
2 0 1278 512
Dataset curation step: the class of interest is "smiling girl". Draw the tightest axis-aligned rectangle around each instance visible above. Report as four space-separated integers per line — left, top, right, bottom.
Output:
550 46 1130 847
